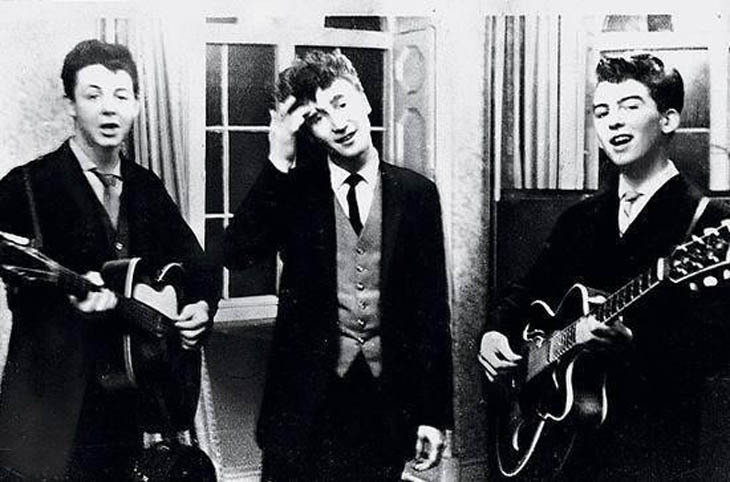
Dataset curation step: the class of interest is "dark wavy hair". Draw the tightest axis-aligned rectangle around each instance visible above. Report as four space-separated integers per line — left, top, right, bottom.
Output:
596 52 683 114
274 49 363 105
61 39 139 100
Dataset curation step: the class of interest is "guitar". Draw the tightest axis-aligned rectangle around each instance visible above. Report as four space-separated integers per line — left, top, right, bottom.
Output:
490 220 730 478
0 230 201 427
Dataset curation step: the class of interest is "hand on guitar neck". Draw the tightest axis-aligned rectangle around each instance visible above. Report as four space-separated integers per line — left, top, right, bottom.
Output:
69 271 210 350
479 295 633 384
69 271 119 313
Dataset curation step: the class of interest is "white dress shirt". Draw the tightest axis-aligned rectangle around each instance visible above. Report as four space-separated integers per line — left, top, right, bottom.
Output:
329 154 380 226
617 160 679 234
69 138 123 205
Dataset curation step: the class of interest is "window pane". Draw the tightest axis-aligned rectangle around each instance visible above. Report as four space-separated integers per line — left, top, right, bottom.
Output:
229 132 269 212
230 257 277 297
205 218 225 296
229 44 276 126
324 16 385 31
206 44 222 126
206 131 223 213
294 46 384 127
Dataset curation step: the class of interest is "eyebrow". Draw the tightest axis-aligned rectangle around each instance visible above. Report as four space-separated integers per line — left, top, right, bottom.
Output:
329 93 345 106
593 95 645 110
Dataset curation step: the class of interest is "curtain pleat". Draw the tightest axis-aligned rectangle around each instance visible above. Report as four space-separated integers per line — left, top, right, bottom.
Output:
488 14 589 191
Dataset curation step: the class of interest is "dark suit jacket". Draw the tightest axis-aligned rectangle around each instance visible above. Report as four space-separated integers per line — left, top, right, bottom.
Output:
0 141 219 478
490 175 730 480
224 157 453 461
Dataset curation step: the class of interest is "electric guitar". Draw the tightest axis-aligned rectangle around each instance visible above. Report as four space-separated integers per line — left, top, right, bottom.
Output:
490 220 730 478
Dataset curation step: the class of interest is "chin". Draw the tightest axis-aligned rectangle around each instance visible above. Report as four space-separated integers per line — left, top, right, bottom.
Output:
95 137 124 148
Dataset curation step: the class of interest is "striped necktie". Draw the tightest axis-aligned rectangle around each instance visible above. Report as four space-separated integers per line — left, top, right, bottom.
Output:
619 189 642 235
91 169 122 229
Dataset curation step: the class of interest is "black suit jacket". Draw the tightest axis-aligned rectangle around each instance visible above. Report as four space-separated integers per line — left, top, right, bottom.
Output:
0 141 219 477
224 158 453 460
489 175 730 479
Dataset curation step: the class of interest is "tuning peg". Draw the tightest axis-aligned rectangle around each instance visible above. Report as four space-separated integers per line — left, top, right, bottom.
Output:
724 269 730 280
703 276 719 287
689 282 699 291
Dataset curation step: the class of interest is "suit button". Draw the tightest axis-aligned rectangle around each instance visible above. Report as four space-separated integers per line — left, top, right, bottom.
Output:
356 282 365 291
355 247 365 255
359 301 368 310
356 265 366 273
357 318 366 327
114 242 124 251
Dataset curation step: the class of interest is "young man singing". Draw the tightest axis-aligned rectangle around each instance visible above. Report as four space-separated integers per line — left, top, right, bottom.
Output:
0 39 218 479
479 53 730 480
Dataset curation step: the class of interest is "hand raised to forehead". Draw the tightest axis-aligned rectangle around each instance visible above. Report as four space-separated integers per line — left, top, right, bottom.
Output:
268 95 314 172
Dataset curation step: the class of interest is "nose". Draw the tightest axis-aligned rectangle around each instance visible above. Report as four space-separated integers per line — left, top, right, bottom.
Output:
329 111 347 132
100 94 118 114
607 110 625 130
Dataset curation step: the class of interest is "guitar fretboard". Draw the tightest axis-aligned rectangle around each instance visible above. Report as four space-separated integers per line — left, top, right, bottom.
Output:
525 261 664 382
57 269 173 336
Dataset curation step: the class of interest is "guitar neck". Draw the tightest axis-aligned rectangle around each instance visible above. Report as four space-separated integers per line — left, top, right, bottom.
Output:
57 268 173 337
526 258 667 382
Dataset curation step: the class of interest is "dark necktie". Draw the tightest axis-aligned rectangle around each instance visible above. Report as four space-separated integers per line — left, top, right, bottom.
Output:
344 173 364 235
91 169 121 229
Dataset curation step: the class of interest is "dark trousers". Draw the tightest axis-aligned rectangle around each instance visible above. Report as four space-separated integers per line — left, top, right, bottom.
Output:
64 384 140 481
262 356 409 482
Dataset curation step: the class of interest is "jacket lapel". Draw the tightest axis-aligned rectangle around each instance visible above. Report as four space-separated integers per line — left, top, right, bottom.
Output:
379 163 405 292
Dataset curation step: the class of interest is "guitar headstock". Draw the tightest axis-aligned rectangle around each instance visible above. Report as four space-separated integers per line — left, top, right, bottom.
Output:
667 220 730 288
0 230 63 287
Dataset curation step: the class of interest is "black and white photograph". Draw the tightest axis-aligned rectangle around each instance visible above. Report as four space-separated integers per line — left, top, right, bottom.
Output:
1 1 730 480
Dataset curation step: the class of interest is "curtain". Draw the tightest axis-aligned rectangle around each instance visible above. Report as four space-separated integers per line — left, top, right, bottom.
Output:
100 16 190 217
99 14 221 471
485 14 594 194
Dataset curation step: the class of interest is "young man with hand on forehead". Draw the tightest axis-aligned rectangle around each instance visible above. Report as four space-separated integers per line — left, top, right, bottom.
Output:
224 50 453 481
0 39 218 479
479 53 730 480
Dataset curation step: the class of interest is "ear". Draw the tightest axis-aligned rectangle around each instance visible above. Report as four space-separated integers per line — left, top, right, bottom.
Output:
132 97 141 118
660 108 680 135
65 96 77 119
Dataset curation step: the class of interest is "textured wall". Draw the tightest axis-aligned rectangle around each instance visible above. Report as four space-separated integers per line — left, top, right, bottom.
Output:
432 5 491 479
0 5 105 177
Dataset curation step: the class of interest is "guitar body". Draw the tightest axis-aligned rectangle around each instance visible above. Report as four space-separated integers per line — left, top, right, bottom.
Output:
94 258 202 433
492 284 608 478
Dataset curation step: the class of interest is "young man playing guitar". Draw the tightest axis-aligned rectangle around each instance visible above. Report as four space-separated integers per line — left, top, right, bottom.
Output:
0 40 219 480
479 53 730 480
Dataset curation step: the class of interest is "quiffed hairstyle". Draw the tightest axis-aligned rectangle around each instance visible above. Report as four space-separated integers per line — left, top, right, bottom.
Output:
596 52 684 114
61 39 139 99
274 49 363 105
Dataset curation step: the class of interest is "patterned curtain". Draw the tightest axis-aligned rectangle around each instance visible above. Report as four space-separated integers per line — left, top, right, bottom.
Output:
485 14 594 194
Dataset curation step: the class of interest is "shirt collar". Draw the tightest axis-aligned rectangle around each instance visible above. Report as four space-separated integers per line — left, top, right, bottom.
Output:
618 160 679 201
69 137 122 178
328 152 380 192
